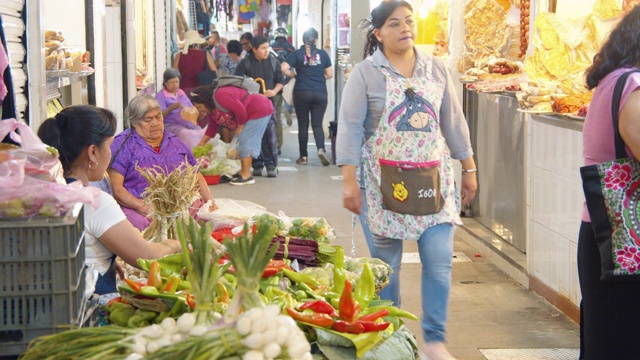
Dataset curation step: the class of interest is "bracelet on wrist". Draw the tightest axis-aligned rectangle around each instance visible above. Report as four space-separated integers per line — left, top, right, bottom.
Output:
462 168 477 173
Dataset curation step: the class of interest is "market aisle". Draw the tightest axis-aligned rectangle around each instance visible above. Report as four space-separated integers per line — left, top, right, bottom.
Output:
214 119 580 359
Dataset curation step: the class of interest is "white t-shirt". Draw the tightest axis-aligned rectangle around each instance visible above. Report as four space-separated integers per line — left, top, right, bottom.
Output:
84 191 127 274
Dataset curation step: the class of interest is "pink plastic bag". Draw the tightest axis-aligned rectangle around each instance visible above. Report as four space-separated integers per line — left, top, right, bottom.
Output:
0 118 65 184
0 153 25 188
0 176 100 217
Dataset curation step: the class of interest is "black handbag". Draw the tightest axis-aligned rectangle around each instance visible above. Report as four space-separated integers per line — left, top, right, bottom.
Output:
580 69 640 281
197 49 217 86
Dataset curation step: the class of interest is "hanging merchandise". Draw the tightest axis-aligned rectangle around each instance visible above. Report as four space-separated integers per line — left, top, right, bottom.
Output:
239 0 260 22
0 16 16 122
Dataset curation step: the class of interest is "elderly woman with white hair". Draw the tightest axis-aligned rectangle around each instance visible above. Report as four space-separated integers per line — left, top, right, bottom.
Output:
173 29 216 94
108 95 217 231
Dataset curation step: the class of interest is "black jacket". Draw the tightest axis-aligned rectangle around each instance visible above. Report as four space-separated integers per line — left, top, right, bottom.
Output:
234 52 284 93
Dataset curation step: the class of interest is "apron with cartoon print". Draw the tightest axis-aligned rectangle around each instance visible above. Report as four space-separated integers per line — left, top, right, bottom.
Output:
361 60 461 241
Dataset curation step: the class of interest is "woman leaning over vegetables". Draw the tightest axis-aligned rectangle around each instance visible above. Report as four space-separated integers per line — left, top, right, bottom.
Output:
38 105 182 295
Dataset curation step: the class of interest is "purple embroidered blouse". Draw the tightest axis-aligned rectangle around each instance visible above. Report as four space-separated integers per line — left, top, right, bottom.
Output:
110 129 197 199
155 88 200 131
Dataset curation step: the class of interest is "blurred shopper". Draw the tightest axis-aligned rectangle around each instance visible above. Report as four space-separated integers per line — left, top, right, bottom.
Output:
282 28 333 166
235 35 284 178
191 85 274 186
336 2 477 359
579 6 640 359
38 105 181 295
271 27 295 131
240 32 254 57
217 40 243 77
207 30 227 68
172 30 216 94
155 68 205 149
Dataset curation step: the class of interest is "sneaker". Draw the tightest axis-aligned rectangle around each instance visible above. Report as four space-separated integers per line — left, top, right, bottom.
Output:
318 149 330 166
252 168 264 177
266 169 278 178
296 156 308 165
230 176 255 186
285 111 293 126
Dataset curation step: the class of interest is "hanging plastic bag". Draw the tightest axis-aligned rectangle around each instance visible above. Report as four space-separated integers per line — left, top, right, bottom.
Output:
226 136 241 160
197 198 269 230
0 118 65 184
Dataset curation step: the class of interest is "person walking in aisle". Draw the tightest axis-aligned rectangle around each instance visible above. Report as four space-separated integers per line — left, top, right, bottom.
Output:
207 30 227 68
578 5 640 359
336 2 477 359
235 35 284 178
271 27 296 135
240 32 254 57
282 28 333 166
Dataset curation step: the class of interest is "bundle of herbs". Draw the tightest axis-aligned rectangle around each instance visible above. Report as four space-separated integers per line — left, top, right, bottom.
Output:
138 160 200 242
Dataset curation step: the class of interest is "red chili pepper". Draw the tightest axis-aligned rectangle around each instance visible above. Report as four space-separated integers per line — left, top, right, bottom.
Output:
338 279 360 322
332 320 365 334
147 261 163 289
300 300 338 318
358 309 389 322
262 266 280 278
124 278 145 293
185 293 196 309
106 297 122 308
286 307 334 328
357 320 391 332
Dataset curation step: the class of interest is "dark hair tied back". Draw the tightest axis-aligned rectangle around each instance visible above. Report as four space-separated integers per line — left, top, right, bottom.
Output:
361 0 413 60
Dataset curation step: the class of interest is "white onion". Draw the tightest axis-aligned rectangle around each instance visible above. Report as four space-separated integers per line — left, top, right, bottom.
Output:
189 325 208 337
241 333 265 350
261 329 277 346
263 304 280 319
262 343 281 358
171 333 183 343
143 324 164 339
250 318 267 334
275 326 289 345
287 342 309 359
237 316 252 336
125 354 144 360
176 313 197 333
242 350 265 360
160 317 177 334
133 335 148 346
146 341 160 354
130 342 147 355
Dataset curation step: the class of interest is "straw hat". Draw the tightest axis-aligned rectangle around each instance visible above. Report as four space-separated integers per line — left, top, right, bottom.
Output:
182 30 205 54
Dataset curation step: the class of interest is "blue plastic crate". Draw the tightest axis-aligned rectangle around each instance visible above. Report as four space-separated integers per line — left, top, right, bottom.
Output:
0 204 86 356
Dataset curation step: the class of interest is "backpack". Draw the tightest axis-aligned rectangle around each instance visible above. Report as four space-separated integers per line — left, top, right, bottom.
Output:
212 75 260 112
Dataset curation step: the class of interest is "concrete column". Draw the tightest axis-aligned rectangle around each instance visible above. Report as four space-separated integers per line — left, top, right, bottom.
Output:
349 0 370 63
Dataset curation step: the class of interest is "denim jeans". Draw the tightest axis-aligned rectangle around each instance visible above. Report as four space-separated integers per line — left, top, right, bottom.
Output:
359 191 454 343
293 90 328 157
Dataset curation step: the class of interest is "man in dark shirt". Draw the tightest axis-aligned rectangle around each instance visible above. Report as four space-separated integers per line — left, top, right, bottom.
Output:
235 35 284 178
270 28 296 147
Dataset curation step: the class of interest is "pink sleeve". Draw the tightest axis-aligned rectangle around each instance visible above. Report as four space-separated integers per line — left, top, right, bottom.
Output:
215 89 249 125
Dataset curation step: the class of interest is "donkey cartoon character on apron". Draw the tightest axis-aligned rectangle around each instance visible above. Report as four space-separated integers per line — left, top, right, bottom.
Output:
361 59 461 241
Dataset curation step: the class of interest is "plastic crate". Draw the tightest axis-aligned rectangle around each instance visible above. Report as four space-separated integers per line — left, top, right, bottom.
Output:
0 203 86 356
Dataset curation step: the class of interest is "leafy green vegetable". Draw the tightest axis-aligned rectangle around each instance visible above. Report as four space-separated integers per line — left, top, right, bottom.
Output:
192 143 213 158
315 325 419 360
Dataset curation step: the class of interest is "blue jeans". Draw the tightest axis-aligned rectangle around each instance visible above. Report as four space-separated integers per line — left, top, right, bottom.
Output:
359 192 454 343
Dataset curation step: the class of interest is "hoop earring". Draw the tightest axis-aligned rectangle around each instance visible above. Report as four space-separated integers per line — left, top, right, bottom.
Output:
88 160 98 170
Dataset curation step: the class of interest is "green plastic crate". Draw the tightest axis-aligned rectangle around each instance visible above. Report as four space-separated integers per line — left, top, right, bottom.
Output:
0 203 86 356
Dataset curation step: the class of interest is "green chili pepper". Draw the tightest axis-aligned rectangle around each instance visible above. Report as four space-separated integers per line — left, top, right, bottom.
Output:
282 268 321 289
354 262 375 309
333 247 346 294
363 305 419 321
137 257 184 278
140 286 160 296
108 303 135 327
177 280 192 291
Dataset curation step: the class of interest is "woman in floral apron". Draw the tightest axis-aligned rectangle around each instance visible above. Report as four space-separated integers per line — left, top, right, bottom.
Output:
336 2 477 359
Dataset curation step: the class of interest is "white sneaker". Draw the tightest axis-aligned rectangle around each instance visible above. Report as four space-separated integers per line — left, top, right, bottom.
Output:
318 149 330 166
421 342 456 360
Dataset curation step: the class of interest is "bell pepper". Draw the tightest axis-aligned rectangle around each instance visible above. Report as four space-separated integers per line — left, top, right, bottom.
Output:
333 247 346 294
147 261 163 289
354 262 375 309
300 300 338 318
282 268 321 289
357 320 390 332
124 278 145 293
108 302 135 327
127 309 157 328
286 307 334 328
358 308 389 322
161 275 181 294
332 320 364 334
338 279 360 322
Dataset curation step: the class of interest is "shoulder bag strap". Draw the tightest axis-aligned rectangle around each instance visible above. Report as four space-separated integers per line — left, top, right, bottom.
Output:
611 69 640 159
